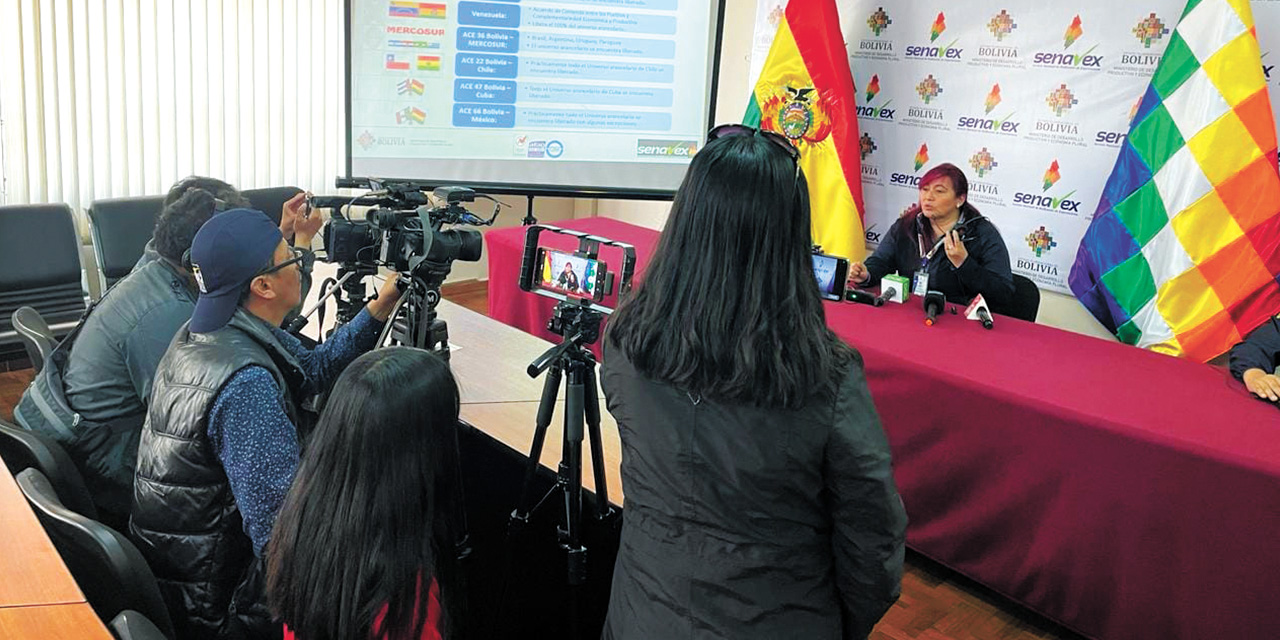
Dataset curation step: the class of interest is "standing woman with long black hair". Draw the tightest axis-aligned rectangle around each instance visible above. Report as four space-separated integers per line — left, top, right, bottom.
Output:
602 125 908 640
266 347 464 640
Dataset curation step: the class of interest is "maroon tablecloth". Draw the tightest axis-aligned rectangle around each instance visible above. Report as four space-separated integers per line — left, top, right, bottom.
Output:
486 217 1280 640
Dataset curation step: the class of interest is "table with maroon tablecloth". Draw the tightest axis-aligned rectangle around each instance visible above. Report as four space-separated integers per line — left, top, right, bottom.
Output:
485 217 1280 640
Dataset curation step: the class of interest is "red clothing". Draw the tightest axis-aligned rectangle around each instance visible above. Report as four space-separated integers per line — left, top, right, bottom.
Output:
283 577 442 640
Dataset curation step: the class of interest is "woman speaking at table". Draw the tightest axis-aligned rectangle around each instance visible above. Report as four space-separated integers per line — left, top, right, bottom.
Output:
601 125 907 640
850 162 1014 309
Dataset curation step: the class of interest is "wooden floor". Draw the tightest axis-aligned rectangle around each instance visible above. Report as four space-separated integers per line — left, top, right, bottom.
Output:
0 279 1086 640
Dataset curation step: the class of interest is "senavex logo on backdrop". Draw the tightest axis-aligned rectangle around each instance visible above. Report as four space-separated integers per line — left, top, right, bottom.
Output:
1013 160 1082 214
889 143 929 188
956 84 1020 135
855 74 896 121
1032 15 1104 69
905 12 963 61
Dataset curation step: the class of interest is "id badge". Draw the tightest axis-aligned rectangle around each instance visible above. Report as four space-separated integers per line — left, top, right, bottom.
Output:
912 270 930 297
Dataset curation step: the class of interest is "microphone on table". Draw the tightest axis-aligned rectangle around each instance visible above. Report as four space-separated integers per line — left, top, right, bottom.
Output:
845 288 885 306
874 287 898 306
924 290 946 326
964 294 995 330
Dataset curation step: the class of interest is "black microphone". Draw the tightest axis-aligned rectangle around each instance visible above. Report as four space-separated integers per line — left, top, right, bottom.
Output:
875 287 897 306
924 290 945 326
977 307 994 329
846 288 884 306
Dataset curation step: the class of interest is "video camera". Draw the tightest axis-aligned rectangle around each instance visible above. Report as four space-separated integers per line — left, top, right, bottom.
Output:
316 181 497 274
303 178 503 355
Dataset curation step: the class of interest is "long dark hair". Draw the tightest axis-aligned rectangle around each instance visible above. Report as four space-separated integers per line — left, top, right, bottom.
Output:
606 132 855 409
266 347 463 640
901 162 982 247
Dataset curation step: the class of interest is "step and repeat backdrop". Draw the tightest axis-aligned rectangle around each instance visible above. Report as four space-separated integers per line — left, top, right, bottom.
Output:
752 0 1280 293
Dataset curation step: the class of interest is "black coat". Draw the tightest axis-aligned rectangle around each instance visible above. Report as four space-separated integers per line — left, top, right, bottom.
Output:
131 310 306 640
863 212 1014 310
600 345 907 640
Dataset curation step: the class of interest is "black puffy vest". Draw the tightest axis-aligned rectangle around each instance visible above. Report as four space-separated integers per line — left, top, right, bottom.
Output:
130 309 306 640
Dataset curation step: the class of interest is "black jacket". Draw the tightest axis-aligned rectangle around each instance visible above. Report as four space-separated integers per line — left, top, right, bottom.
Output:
600 344 907 640
130 310 306 640
1229 317 1280 379
863 213 1014 310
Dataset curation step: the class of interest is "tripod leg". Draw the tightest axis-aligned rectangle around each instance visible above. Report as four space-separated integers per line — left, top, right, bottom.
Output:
562 360 587 587
582 362 613 519
511 363 563 526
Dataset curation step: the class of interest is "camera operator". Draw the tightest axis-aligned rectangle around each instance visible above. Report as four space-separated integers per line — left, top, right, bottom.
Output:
14 177 248 528
130 208 403 640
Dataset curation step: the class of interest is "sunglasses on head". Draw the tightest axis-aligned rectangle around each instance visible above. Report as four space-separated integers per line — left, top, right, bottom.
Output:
707 123 803 198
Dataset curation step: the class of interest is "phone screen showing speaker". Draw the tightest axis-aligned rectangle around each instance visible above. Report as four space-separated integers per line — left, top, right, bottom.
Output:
812 254 849 301
537 248 603 299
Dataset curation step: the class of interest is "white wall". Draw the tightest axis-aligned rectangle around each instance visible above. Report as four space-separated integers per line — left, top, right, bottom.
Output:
567 0 1117 342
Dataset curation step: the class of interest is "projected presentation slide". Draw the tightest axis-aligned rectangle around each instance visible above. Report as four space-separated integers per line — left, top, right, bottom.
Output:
347 0 721 194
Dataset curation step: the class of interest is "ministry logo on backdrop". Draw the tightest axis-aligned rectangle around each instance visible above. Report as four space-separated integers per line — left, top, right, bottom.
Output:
856 74 897 122
903 74 949 131
971 9 1024 69
357 130 377 150
967 147 1004 206
1032 15 1104 71
1110 12 1170 77
956 83 1020 137
1025 226 1058 257
1013 159 1082 215
1018 225 1064 286
905 11 963 62
861 132 885 186
1029 84 1087 147
861 133 878 160
855 6 899 61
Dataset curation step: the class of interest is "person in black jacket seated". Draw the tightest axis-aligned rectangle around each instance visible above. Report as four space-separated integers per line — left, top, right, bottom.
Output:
13 178 250 528
601 124 907 640
850 162 1014 309
130 209 403 640
1229 316 1280 402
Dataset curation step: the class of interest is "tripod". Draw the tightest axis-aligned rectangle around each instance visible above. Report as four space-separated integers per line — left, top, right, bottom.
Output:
507 300 616 639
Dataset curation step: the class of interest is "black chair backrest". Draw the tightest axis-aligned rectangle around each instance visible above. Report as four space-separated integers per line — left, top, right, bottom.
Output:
0 204 86 344
110 610 171 640
87 196 166 290
0 418 98 520
243 186 302 227
1009 274 1041 322
12 306 56 373
17 468 175 640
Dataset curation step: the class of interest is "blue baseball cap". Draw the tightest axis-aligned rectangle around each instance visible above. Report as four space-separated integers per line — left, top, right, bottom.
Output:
188 208 282 333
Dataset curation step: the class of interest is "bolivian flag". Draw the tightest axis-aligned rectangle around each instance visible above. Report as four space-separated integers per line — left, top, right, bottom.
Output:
745 0 865 261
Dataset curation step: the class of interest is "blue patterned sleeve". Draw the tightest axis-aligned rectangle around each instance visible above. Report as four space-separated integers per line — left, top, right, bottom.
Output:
207 366 301 556
271 307 385 394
